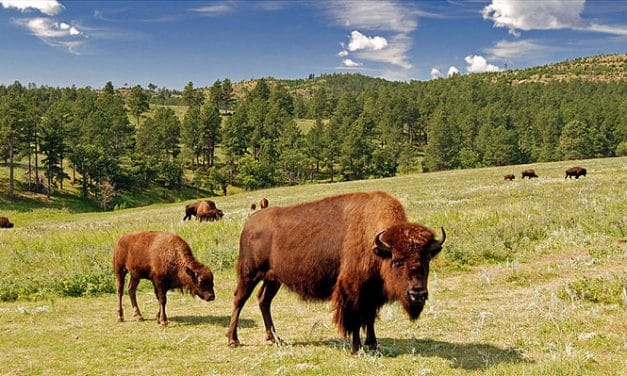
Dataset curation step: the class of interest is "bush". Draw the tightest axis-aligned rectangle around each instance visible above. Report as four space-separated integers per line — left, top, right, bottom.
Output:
559 274 626 305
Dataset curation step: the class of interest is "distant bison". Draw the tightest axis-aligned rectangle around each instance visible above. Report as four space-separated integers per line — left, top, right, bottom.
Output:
0 216 13 228
565 167 586 179
113 231 215 325
259 198 269 209
521 169 538 179
197 201 224 222
503 174 515 181
226 191 446 353
183 200 217 221
250 203 257 211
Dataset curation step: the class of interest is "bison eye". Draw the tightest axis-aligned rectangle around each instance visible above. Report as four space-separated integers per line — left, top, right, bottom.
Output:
392 259 405 268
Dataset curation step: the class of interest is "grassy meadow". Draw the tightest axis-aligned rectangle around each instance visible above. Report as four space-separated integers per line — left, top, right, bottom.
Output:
0 157 625 375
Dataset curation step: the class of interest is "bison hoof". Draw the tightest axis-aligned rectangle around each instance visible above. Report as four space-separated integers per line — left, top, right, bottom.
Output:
228 340 240 348
136 316 145 322
117 317 124 323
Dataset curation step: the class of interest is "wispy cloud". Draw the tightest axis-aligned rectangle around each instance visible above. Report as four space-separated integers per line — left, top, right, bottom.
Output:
13 17 85 54
343 58 362 67
430 68 442 79
484 39 549 61
447 66 460 77
482 0 627 36
325 1 419 73
190 3 234 15
1 0 64 16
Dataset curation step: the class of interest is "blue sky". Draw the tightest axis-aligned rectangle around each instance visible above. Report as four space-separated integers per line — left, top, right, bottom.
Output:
1 0 626 88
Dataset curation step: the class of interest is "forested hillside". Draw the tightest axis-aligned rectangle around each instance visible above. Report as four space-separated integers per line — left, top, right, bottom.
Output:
1 54 625 209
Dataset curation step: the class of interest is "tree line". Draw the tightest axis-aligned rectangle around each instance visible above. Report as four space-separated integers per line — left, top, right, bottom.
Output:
1 72 625 207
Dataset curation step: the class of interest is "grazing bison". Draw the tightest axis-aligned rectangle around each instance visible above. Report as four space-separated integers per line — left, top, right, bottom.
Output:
0 216 13 228
503 174 515 181
113 231 215 325
226 191 446 353
197 201 224 222
565 167 587 179
259 198 269 209
183 200 217 221
521 169 538 179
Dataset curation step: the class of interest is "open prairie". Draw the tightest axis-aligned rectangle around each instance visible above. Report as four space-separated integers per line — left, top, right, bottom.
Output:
1 157 625 375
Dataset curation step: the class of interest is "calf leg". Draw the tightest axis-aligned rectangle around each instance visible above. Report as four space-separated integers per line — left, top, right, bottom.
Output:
364 321 377 351
115 268 127 322
257 279 282 343
226 277 259 347
128 275 144 321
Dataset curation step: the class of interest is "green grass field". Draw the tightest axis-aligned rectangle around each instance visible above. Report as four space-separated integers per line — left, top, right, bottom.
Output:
1 157 625 375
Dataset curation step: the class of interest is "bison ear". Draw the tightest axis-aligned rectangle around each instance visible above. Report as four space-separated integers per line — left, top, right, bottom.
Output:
373 230 392 259
429 227 446 258
186 267 198 282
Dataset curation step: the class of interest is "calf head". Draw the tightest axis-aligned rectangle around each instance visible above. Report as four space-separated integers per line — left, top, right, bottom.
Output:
185 265 215 301
373 224 446 320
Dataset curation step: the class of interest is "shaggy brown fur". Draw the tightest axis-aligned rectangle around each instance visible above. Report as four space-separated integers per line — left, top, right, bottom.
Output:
259 198 269 209
226 191 445 353
521 169 538 179
0 216 13 228
183 200 217 221
565 166 587 179
503 174 515 181
113 231 215 325
197 201 223 222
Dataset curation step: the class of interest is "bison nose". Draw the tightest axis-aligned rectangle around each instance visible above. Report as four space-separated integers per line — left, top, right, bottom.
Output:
206 292 215 301
406 289 428 303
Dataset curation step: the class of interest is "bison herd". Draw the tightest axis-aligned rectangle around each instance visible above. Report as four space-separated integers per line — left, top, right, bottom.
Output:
503 166 588 181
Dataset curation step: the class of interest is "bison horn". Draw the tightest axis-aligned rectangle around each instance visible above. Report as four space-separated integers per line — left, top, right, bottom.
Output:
373 230 392 258
429 227 446 257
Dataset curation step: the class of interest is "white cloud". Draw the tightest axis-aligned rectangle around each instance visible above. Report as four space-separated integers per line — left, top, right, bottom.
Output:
352 33 412 69
190 3 233 15
465 55 500 73
1 0 64 15
484 39 548 60
14 17 84 54
482 0 627 36
343 58 363 67
430 68 442 79
326 1 418 72
447 66 460 77
347 30 387 51
337 50 349 57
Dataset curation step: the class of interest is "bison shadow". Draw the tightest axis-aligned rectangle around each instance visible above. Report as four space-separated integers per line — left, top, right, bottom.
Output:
170 315 257 328
293 337 528 370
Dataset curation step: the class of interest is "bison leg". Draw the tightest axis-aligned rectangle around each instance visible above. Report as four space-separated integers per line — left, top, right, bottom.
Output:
128 275 144 322
350 325 362 354
257 279 282 344
115 268 127 322
153 281 168 325
226 278 259 347
364 322 377 351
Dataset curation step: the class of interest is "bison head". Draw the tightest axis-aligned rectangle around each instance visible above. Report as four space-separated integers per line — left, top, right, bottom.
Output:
373 224 445 320
186 265 215 302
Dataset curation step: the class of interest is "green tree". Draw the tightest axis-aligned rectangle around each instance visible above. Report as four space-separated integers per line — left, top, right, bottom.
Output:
0 81 26 196
559 119 595 160
126 85 149 127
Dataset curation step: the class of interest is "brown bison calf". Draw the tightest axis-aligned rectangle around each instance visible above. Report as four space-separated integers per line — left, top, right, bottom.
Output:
259 198 269 209
503 174 515 181
521 169 538 179
113 231 215 325
0 216 13 228
565 167 586 179
183 200 217 221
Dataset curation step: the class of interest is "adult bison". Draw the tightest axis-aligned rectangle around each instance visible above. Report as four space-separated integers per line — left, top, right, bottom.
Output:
521 169 538 179
226 191 446 353
183 200 217 221
565 167 586 179
503 174 515 181
113 231 215 325
197 201 224 222
0 216 13 228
